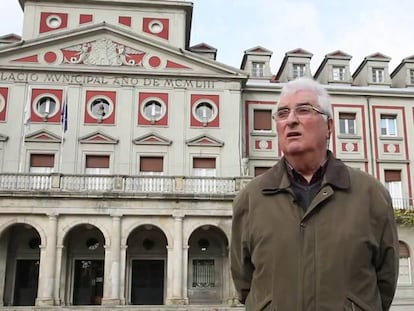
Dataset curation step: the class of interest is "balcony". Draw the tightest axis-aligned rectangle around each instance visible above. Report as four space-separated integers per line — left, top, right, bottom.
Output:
0 173 252 197
0 173 412 210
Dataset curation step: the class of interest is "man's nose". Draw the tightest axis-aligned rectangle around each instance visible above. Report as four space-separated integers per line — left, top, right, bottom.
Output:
286 109 299 124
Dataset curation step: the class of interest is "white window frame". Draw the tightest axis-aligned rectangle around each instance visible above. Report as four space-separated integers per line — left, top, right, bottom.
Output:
372 67 385 83
292 63 306 78
332 66 345 81
252 62 265 78
386 180 404 209
410 69 414 84
339 113 356 135
380 115 397 136
398 242 412 285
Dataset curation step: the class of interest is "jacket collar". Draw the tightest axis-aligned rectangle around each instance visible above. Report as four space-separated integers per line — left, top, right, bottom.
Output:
260 151 350 194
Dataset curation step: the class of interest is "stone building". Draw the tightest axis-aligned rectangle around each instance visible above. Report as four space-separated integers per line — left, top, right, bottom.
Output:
0 0 413 310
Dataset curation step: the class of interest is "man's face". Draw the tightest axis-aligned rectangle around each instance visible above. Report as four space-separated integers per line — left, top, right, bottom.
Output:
276 89 332 157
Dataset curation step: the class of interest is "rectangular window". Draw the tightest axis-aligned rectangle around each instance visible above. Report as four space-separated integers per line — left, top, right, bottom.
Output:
385 170 403 209
253 109 272 131
139 156 163 175
380 114 397 136
332 66 345 81
29 153 54 189
410 69 414 84
372 67 384 83
85 155 110 174
30 154 54 173
138 156 164 192
292 63 306 78
398 242 411 284
339 112 356 135
252 62 265 78
85 155 110 190
192 157 216 177
254 167 271 176
192 259 215 288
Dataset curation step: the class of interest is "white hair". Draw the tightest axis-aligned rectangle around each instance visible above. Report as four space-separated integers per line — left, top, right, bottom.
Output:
277 77 333 119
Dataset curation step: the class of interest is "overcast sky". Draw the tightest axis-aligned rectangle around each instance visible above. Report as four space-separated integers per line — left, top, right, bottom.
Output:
1 0 414 74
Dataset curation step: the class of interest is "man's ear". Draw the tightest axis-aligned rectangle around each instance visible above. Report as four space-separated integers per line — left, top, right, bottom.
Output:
327 118 333 138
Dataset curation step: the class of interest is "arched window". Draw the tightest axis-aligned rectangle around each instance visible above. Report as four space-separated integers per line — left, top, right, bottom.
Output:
398 241 411 284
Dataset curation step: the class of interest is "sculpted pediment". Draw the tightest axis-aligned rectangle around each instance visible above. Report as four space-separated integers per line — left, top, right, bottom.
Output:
133 133 172 146
25 130 61 143
79 131 119 144
0 23 243 77
186 134 224 147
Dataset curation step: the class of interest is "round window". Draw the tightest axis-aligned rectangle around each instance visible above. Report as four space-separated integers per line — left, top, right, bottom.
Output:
46 15 62 29
88 96 113 122
142 98 166 123
34 94 59 119
193 100 217 125
149 20 163 34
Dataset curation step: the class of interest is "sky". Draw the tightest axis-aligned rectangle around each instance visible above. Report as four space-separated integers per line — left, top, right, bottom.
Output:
1 0 414 74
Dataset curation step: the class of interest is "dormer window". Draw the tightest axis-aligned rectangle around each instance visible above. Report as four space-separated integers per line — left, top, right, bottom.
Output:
252 62 265 78
332 66 345 81
292 64 306 78
372 68 384 83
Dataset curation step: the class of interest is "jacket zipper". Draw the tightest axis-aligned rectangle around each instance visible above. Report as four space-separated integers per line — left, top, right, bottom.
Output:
299 221 305 311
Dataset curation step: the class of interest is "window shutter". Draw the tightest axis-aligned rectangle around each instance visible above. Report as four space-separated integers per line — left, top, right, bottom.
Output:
30 154 54 167
193 158 216 169
339 112 356 120
385 170 401 182
253 110 272 130
400 241 410 258
254 167 270 176
140 157 163 172
86 155 110 168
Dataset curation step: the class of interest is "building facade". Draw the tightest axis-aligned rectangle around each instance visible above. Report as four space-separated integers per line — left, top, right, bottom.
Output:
0 0 413 310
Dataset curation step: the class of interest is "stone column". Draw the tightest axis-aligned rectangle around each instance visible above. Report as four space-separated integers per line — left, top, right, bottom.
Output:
54 245 64 305
166 215 185 304
165 245 174 304
182 245 189 304
36 214 58 306
119 244 127 305
225 247 239 306
102 215 121 306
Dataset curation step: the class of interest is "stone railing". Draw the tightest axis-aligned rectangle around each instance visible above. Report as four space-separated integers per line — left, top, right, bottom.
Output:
0 173 252 195
0 173 412 210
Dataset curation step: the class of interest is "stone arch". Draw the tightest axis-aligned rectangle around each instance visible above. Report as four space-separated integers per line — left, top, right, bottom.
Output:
0 217 47 247
123 221 172 248
185 221 230 247
58 219 110 247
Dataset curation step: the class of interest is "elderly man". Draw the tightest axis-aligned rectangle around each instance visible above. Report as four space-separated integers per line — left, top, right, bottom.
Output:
231 77 399 311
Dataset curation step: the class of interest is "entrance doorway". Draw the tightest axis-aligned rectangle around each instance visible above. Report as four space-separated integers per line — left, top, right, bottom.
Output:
73 259 104 305
131 260 164 305
13 259 39 306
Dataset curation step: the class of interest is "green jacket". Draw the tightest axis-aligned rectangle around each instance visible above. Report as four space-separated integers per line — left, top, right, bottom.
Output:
231 153 399 311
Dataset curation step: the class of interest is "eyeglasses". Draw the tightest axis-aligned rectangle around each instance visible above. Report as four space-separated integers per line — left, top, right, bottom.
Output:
273 104 326 121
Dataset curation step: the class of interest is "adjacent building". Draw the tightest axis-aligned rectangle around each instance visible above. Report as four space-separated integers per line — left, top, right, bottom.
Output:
0 0 413 309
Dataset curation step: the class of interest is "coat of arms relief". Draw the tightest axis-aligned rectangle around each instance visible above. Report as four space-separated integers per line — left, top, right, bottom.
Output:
64 38 145 66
